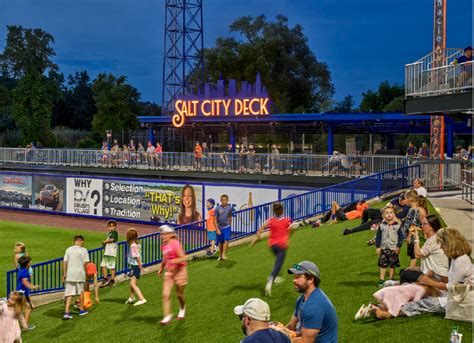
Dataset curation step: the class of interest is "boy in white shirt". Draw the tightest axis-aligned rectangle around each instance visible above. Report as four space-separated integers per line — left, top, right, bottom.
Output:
63 235 90 319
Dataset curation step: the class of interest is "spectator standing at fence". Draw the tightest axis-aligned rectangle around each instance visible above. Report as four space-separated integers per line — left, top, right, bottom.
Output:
16 256 39 329
455 145 469 160
239 143 249 172
157 225 188 325
248 144 256 172
216 194 233 260
194 142 203 171
270 144 280 172
251 202 294 297
128 140 137 166
417 143 429 159
287 261 338 342
406 142 417 158
100 220 119 288
146 141 155 167
124 228 147 307
454 46 472 88
202 142 209 171
101 142 109 165
155 143 163 168
413 178 428 197
375 206 403 288
63 235 89 319
137 142 145 165
223 144 233 171
234 298 291 342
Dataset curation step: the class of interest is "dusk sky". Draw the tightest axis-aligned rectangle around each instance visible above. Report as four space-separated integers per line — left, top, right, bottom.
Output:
1 0 472 106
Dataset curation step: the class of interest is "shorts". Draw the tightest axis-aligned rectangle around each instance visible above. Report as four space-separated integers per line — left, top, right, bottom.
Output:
335 208 347 222
216 227 231 244
64 282 85 297
100 255 116 269
378 249 400 268
165 267 188 286
128 265 141 279
207 231 217 241
25 294 34 309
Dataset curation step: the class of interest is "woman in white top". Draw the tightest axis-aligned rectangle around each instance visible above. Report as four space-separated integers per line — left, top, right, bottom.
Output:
401 228 472 316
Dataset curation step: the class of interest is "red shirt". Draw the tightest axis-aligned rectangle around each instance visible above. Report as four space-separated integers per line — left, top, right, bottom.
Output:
268 216 292 249
162 239 186 271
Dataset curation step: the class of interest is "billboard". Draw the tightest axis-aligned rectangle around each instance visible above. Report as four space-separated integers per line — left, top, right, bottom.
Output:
0 174 32 209
30 176 65 212
102 180 203 224
66 178 103 216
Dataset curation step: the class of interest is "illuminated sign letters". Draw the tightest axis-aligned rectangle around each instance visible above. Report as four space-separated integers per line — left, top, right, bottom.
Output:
172 98 270 128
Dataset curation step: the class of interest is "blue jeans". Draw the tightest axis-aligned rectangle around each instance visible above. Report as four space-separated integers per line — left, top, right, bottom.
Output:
270 245 287 279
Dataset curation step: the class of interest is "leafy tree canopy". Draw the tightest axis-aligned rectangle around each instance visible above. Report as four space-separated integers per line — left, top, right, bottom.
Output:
359 81 404 112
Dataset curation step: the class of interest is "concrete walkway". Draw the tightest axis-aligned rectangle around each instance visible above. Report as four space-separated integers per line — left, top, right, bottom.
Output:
429 189 473 248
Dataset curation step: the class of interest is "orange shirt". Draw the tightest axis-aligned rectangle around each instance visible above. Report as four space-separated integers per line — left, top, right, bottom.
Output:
194 145 202 158
345 203 369 220
86 262 97 277
206 208 217 232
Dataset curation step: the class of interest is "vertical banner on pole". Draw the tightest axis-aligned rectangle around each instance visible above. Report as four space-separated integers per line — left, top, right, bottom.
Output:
430 116 445 190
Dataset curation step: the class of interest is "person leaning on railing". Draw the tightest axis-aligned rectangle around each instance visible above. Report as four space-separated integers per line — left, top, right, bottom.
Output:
453 46 472 89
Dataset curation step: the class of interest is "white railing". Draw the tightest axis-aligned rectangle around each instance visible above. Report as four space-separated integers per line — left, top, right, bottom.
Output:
0 147 420 177
406 60 473 98
461 169 473 204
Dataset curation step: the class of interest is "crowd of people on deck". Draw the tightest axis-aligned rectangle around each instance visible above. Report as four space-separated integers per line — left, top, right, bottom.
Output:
1 177 472 342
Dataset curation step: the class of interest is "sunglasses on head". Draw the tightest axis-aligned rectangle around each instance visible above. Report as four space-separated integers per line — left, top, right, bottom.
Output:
292 263 315 276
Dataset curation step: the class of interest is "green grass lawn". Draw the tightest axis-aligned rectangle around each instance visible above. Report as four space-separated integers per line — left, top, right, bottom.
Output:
15 210 471 343
0 221 106 296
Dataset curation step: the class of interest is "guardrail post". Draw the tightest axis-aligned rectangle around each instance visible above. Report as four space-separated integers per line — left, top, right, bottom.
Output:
377 173 382 195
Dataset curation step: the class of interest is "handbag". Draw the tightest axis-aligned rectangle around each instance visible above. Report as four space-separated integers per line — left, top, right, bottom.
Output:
445 284 474 323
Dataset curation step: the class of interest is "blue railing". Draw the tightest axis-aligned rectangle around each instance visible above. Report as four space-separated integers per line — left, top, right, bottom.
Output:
6 165 419 296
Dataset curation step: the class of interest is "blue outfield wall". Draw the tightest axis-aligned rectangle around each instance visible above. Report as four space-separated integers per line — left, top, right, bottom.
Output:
5 165 420 295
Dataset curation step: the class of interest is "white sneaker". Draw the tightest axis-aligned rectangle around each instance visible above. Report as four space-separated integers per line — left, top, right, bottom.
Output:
265 281 272 297
363 303 373 318
354 304 367 320
133 299 147 306
125 297 135 304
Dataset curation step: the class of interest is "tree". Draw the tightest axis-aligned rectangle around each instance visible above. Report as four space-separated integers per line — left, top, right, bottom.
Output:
137 101 161 116
11 73 54 145
359 81 404 112
332 95 355 113
198 15 334 113
0 25 58 78
91 73 140 135
55 71 96 129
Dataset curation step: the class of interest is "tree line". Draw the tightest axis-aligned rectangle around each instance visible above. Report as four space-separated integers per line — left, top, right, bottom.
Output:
0 17 403 147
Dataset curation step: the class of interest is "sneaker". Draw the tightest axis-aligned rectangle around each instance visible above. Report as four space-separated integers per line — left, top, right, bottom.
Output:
378 280 385 288
63 313 73 320
160 314 173 325
265 280 272 297
133 299 147 306
125 296 135 304
25 324 36 331
354 304 367 320
79 310 88 316
343 229 351 235
384 280 400 287
100 278 110 288
363 303 373 318
211 250 217 256
108 279 115 287
206 250 212 256
177 308 186 320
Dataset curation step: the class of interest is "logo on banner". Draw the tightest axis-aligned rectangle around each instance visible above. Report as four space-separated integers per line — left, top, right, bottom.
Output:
67 178 103 216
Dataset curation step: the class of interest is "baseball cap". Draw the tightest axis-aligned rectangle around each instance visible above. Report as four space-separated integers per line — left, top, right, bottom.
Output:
207 198 215 206
288 261 320 277
234 298 271 321
159 225 175 234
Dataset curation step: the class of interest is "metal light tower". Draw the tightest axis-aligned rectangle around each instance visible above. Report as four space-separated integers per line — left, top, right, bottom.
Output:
162 0 204 115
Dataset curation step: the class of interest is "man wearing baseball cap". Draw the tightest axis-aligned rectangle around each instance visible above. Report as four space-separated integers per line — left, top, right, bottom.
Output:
287 261 338 342
234 298 290 342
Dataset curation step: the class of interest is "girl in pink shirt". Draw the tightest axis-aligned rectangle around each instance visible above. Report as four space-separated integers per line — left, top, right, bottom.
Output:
157 225 188 325
355 283 440 320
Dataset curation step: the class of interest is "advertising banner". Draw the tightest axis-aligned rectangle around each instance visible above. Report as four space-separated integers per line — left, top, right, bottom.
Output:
102 180 203 224
31 176 65 212
0 174 32 209
66 178 103 216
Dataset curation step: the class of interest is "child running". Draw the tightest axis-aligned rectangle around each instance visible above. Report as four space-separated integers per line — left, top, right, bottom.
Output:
14 243 33 277
205 198 220 256
100 220 119 287
0 291 27 342
251 202 294 297
16 256 39 330
157 225 188 325
375 205 403 288
124 228 147 306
